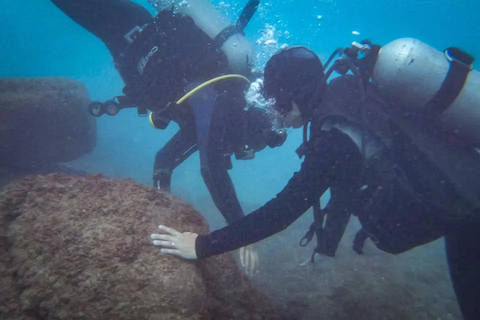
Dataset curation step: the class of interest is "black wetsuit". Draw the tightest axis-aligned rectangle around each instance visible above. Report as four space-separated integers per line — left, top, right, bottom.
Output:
196 75 480 320
51 0 286 225
196 75 445 255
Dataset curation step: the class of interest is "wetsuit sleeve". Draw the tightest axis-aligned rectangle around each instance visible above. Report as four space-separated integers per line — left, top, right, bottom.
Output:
201 160 246 224
191 87 246 224
195 128 363 258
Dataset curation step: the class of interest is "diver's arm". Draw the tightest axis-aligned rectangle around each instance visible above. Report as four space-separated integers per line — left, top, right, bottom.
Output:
195 128 363 258
201 158 246 224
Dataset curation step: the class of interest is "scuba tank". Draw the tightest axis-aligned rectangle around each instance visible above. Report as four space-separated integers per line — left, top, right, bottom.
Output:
371 38 479 147
368 39 480 211
170 0 257 75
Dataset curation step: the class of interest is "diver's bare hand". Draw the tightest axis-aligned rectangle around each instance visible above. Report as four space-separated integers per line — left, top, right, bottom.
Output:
239 244 259 275
151 225 198 259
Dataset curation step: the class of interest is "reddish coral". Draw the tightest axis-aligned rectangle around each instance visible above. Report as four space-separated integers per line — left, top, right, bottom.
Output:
0 173 278 320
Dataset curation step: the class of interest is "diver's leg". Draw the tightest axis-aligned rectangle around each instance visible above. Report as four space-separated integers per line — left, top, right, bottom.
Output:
445 220 480 320
50 0 152 60
153 128 197 191
190 87 245 224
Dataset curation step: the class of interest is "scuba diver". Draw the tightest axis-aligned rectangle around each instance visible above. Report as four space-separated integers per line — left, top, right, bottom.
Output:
50 0 287 273
151 39 480 319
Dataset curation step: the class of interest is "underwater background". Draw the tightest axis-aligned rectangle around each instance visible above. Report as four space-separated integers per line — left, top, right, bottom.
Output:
3 0 480 220
2 0 480 318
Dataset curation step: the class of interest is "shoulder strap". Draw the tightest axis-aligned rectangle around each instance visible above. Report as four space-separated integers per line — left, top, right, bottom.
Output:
213 0 260 50
295 123 311 159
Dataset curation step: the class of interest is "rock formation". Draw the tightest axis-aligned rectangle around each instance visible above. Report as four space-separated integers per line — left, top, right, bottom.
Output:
0 174 278 319
0 77 97 169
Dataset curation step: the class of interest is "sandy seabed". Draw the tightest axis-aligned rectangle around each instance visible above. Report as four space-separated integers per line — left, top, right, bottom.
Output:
238 212 461 320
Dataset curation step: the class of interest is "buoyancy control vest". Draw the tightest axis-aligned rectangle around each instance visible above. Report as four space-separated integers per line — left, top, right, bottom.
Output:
323 38 480 213
305 75 452 257
86 9 230 119
300 37 480 258
88 1 260 118
299 75 403 261
118 9 229 113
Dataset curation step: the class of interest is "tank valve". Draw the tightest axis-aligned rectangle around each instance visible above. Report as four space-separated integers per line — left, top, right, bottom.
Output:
351 41 371 55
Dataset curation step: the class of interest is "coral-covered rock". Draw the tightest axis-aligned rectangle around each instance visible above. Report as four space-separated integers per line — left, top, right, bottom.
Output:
0 174 278 320
0 77 97 169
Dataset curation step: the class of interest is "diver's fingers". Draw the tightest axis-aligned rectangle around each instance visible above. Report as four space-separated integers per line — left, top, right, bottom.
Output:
249 248 255 274
152 240 176 248
157 225 181 236
300 256 311 267
252 250 259 275
249 250 258 275
240 247 246 267
150 233 174 242
245 247 251 274
159 248 183 257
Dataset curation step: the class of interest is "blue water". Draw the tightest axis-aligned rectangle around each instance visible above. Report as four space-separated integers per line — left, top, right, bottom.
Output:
2 0 479 223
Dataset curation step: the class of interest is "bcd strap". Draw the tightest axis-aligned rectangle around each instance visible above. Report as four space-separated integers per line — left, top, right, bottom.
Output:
299 199 327 263
358 42 382 86
424 47 474 116
237 0 260 31
213 0 260 50
213 25 244 50
295 124 311 158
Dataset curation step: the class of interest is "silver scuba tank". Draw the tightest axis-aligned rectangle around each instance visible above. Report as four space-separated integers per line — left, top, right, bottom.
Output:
371 38 480 147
